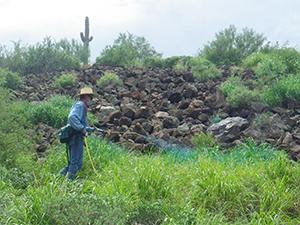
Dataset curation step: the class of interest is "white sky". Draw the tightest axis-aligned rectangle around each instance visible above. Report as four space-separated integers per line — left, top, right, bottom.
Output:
0 0 300 60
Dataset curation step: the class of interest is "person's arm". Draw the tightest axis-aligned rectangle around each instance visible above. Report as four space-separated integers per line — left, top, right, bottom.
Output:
68 102 86 132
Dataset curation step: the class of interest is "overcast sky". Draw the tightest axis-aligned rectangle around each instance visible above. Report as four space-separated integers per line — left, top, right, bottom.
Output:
0 0 299 60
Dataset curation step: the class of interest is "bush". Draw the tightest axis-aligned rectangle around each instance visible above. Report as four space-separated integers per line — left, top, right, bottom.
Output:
262 74 300 106
29 96 73 128
243 53 287 84
144 56 192 70
190 57 221 81
0 38 81 75
54 73 76 88
0 88 34 169
96 32 161 68
192 132 218 148
255 56 287 82
243 48 300 83
201 25 266 66
29 95 97 129
0 68 23 90
220 76 259 107
268 47 300 74
97 72 123 87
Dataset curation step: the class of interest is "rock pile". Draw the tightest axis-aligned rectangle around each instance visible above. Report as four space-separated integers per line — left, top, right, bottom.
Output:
17 65 300 160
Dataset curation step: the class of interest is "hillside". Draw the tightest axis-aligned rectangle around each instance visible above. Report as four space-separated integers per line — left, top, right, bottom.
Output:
16 64 300 160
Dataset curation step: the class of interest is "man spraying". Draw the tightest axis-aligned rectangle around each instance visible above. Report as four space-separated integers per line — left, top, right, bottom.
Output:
59 87 95 180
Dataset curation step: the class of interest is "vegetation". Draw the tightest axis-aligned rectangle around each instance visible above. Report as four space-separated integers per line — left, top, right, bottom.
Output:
2 25 300 224
0 68 23 90
192 132 218 148
96 32 161 68
220 76 259 107
97 72 123 87
190 57 221 81
54 73 76 88
0 38 85 75
28 95 96 129
262 74 300 106
1 130 300 224
0 88 33 169
201 25 266 66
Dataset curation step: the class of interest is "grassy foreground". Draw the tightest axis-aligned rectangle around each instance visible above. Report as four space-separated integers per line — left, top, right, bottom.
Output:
1 136 300 225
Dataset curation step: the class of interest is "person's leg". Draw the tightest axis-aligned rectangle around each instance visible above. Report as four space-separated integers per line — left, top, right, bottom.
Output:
76 138 84 171
59 144 70 176
67 135 84 180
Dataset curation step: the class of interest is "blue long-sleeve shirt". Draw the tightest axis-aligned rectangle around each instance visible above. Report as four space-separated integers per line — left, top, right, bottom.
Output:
68 101 93 132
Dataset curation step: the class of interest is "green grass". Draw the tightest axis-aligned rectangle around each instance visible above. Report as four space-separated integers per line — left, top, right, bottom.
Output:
1 89 300 224
1 136 300 225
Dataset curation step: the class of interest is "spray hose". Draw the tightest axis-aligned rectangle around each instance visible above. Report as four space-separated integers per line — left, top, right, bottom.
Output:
84 137 100 176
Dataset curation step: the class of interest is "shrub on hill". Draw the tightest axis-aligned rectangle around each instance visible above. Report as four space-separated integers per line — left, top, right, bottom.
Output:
262 74 300 106
190 57 221 81
96 32 161 68
97 72 123 87
54 73 76 88
220 76 259 107
0 68 23 90
0 38 82 75
29 95 97 129
0 88 34 169
201 25 266 66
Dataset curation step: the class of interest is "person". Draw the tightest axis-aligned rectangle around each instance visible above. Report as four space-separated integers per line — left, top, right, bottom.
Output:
60 87 95 180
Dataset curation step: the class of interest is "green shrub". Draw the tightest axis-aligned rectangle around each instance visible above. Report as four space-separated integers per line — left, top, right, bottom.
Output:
54 73 76 88
269 47 300 74
254 55 287 83
0 68 23 90
29 95 96 128
0 38 81 75
96 32 161 68
173 60 188 73
201 25 266 66
262 74 300 106
243 49 300 84
0 88 34 169
192 132 218 148
220 76 259 107
97 72 123 87
242 52 267 69
190 57 221 81
29 95 73 128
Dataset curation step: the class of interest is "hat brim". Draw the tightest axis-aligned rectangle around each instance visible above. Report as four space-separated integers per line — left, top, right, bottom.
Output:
78 93 94 96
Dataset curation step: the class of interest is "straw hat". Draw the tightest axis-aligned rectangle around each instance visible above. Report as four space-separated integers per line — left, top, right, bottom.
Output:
78 87 94 96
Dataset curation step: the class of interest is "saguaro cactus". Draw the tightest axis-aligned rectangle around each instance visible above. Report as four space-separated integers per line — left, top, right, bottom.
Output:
80 16 93 47
80 16 93 64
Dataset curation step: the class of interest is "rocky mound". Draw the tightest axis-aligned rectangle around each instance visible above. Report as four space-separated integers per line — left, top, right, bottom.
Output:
16 65 300 160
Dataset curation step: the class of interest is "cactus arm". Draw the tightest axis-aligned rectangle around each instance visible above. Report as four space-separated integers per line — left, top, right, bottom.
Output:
80 32 86 42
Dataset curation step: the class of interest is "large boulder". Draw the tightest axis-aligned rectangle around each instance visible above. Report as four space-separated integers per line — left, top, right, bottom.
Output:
208 117 249 143
162 116 179 129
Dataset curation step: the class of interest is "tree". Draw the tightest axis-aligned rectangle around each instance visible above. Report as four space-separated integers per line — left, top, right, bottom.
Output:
96 32 161 67
201 25 266 66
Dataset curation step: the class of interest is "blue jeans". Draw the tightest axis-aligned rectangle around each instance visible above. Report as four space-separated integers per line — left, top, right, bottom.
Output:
60 133 84 180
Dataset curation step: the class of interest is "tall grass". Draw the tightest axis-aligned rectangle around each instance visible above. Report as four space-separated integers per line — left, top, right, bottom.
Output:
1 136 300 225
